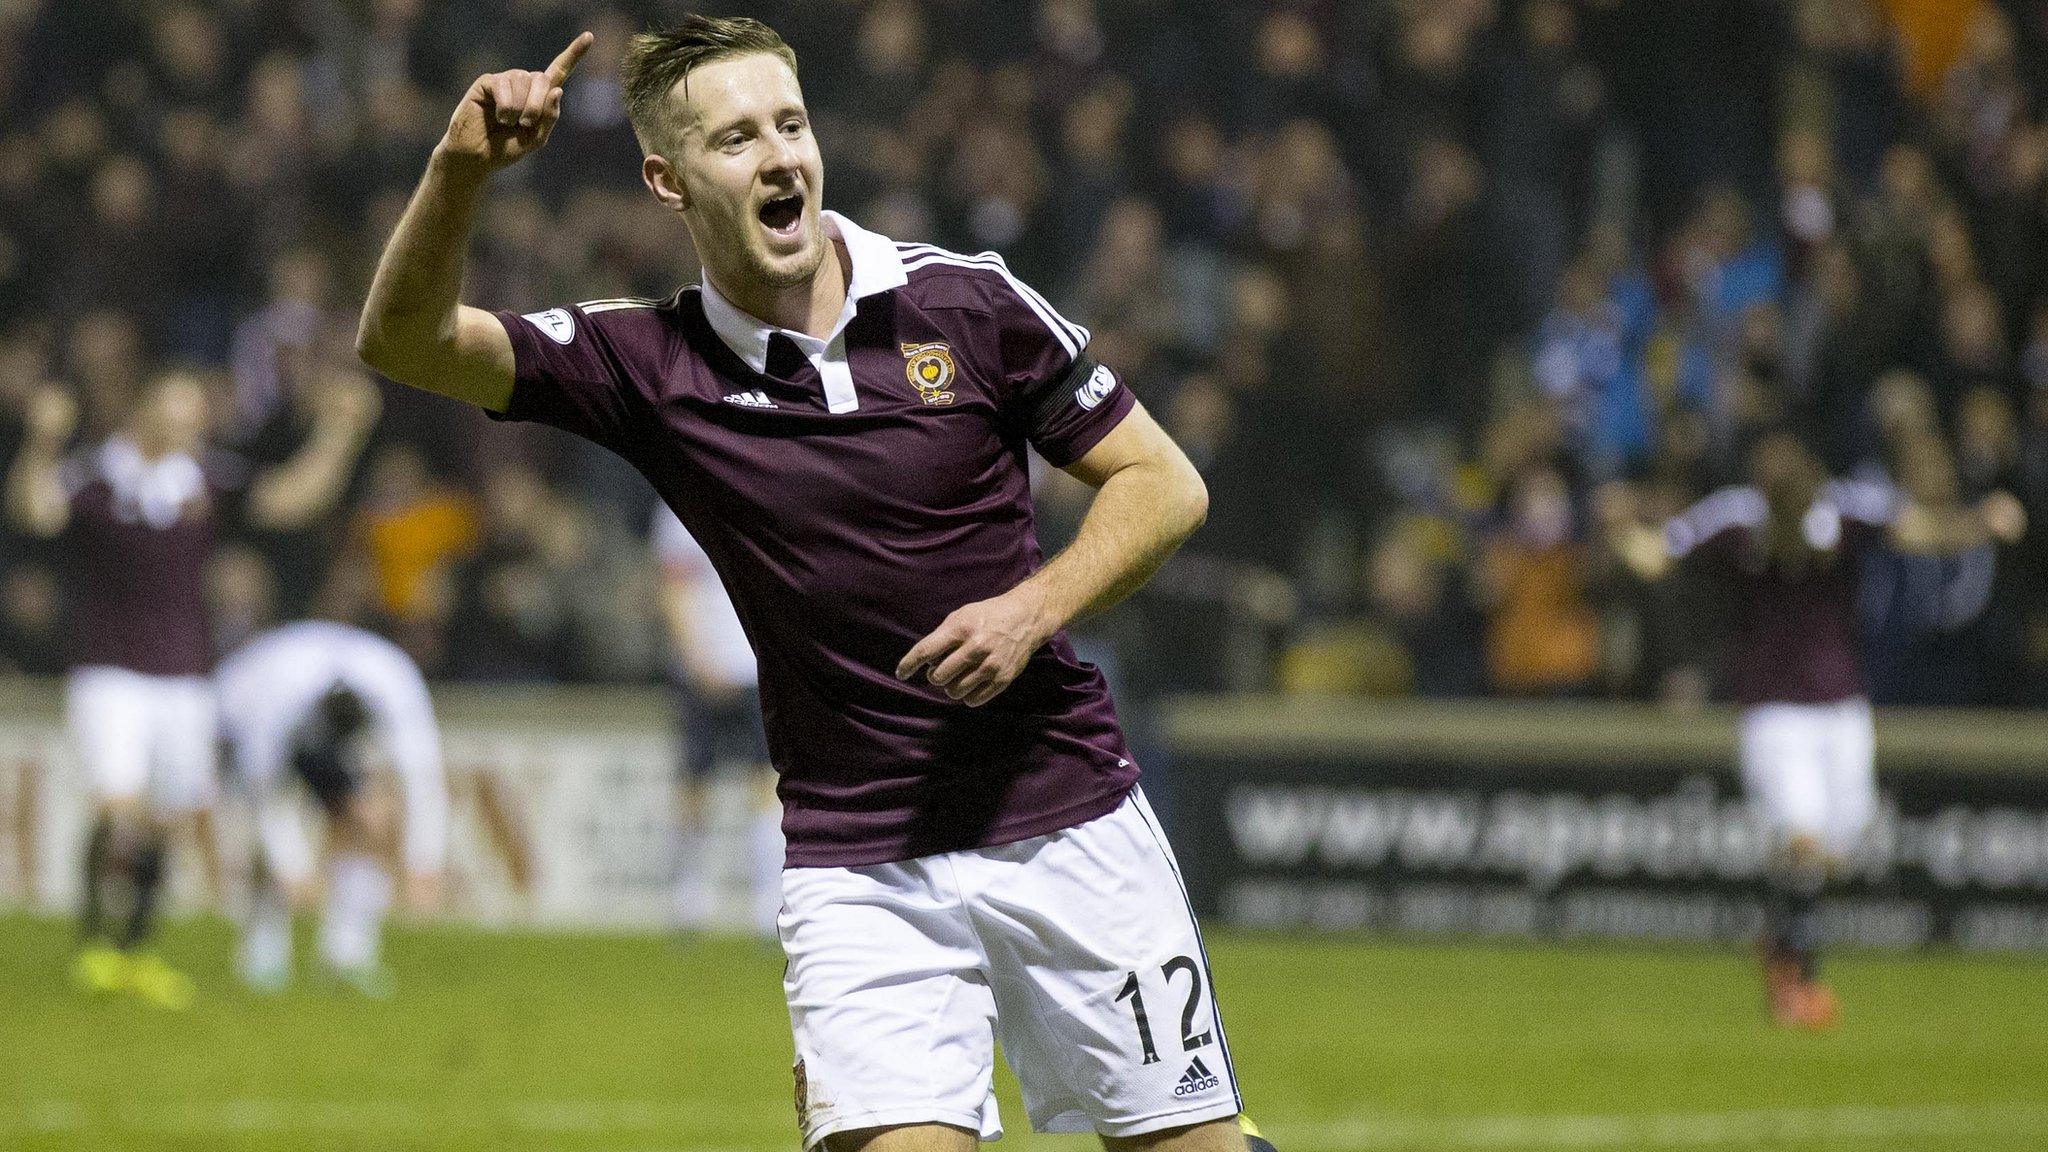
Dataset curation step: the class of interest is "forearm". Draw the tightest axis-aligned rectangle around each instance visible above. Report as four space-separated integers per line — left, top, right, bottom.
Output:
1614 523 1673 580
1017 458 1207 636
248 415 374 530
357 150 488 369
4 442 67 536
1891 501 2008 555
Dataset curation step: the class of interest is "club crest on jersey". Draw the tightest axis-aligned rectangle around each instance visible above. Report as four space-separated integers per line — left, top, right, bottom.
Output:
901 342 957 406
521 308 575 345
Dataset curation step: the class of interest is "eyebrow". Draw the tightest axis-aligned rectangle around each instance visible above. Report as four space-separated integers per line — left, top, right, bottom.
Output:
701 104 808 142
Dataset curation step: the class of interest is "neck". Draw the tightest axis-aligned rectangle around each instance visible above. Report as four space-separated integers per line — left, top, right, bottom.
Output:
708 239 850 339
125 433 173 463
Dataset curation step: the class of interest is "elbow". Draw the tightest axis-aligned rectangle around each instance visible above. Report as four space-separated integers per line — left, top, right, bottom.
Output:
354 315 393 377
1178 465 1209 538
354 308 424 382
354 319 385 374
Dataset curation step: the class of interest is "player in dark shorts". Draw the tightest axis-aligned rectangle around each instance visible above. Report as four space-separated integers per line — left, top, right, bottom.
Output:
357 16 1275 1152
1606 431 2025 1027
654 504 781 933
4 370 375 1007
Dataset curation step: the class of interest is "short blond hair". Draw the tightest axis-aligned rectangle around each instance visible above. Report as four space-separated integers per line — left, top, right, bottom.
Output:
621 14 799 158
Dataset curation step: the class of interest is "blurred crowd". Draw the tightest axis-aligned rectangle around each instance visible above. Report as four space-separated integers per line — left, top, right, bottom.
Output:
4 0 2048 707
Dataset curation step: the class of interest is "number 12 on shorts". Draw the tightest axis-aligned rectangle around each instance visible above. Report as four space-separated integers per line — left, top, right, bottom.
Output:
1114 955 1214 1065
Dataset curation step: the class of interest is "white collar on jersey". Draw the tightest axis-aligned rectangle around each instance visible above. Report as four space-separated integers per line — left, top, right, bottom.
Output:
96 436 206 529
697 211 908 414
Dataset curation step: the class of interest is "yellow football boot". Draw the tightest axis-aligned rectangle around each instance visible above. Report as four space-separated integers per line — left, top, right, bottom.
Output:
68 945 126 996
121 952 196 1010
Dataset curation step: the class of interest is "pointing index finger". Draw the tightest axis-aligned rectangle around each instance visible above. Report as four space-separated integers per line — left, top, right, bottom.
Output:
545 31 594 84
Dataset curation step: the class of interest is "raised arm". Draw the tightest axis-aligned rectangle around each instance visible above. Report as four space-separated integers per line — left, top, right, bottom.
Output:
5 387 78 538
1890 490 2027 554
245 366 381 530
1594 481 1675 581
355 32 592 411
896 401 1206 706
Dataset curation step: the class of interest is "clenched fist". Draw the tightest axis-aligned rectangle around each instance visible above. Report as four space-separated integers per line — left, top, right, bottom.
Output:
439 32 592 174
1980 490 2028 544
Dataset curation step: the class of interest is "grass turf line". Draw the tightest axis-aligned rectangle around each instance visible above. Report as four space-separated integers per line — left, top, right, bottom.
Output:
2 914 2044 1151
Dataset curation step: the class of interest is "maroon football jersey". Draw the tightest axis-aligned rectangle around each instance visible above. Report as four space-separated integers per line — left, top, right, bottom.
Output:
1664 480 1895 707
492 213 1141 866
58 438 240 677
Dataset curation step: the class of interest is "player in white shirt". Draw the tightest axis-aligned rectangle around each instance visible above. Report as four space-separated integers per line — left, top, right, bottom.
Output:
215 620 447 994
652 503 781 934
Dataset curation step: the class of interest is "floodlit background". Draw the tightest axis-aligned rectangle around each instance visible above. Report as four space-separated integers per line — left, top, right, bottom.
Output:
3 1 2048 1149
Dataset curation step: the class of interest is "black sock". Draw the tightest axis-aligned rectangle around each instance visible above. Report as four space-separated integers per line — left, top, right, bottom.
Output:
119 836 167 951
78 816 115 945
1765 870 1823 981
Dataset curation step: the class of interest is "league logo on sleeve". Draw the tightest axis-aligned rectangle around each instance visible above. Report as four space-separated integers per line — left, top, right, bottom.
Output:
521 308 576 345
1075 363 1117 411
901 342 958 406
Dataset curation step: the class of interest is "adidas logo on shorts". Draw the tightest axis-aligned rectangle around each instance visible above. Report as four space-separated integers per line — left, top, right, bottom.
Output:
1173 1056 1220 1097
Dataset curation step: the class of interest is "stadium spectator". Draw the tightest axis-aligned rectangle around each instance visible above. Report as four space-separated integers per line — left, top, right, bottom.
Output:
1478 463 1603 697
7 0 2048 714
350 443 480 629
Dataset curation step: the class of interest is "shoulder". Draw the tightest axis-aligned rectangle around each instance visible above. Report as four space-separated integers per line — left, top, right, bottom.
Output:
1822 477 1898 526
316 620 421 673
508 288 697 360
57 453 104 506
891 243 1012 310
1665 485 1764 557
893 242 1090 356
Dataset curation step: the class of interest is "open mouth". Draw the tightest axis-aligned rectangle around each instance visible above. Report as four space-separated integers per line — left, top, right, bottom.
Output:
759 193 804 237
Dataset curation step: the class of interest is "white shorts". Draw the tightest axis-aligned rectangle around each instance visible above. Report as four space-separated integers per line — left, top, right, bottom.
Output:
66 666 219 814
780 788 1241 1148
1738 699 1876 855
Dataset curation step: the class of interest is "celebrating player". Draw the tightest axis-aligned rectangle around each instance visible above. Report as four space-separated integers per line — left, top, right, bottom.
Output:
1604 431 2025 1027
215 619 447 996
356 16 1275 1152
5 369 376 1007
652 503 781 935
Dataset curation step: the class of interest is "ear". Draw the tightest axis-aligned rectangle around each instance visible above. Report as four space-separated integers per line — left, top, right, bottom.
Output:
643 155 689 213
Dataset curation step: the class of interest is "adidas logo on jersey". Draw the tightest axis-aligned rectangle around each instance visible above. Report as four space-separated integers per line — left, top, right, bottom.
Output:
1173 1056 1220 1097
723 390 777 409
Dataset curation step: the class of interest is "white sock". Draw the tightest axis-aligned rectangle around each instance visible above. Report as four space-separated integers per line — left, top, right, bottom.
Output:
319 852 393 971
239 887 292 987
748 809 784 938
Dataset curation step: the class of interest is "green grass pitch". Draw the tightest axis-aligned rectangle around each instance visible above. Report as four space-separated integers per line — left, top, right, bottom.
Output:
3 913 2045 1151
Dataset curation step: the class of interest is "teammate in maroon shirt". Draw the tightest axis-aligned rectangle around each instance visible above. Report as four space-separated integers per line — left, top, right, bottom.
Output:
358 17 1272 1152
5 369 375 1006
1606 431 2024 1027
